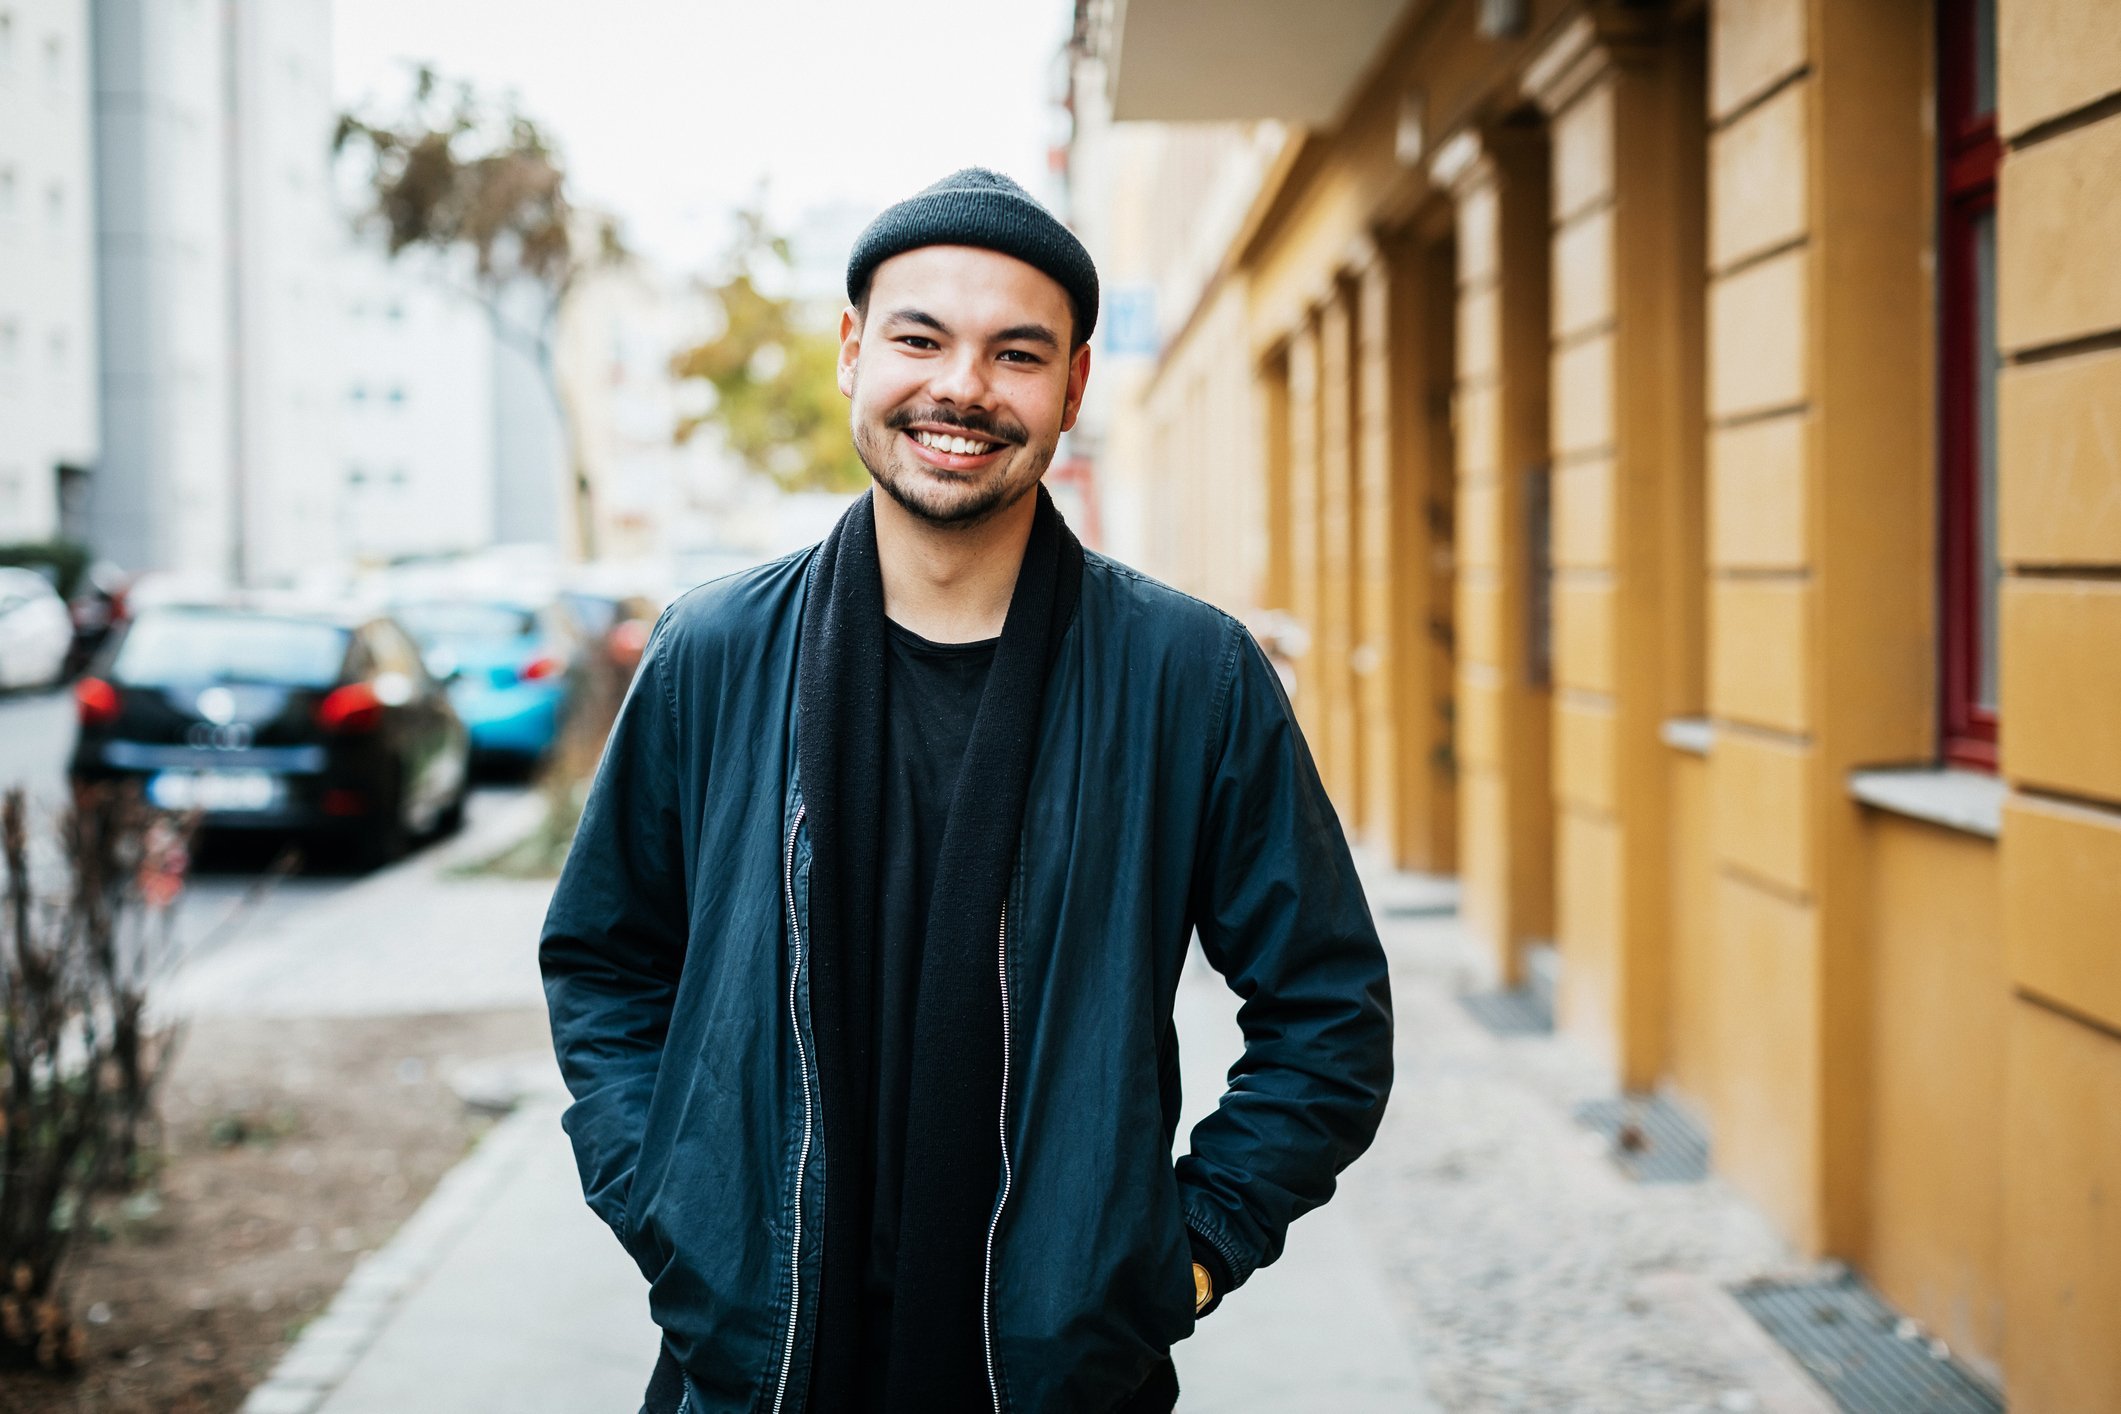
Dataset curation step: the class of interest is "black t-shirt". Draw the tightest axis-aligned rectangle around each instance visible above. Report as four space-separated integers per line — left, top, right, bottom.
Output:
861 619 997 1394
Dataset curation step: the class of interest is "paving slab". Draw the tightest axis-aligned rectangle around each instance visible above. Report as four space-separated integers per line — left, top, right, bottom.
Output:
307 1099 656 1414
267 939 1432 1413
1170 942 1441 1412
161 791 556 1020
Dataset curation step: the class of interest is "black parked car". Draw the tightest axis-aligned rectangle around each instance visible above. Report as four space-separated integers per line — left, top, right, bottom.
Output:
69 602 471 868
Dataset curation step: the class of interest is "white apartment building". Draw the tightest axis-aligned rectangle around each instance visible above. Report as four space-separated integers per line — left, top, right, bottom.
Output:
488 274 569 554
89 0 235 578
88 0 343 584
0 0 99 544
337 244 497 564
227 0 343 583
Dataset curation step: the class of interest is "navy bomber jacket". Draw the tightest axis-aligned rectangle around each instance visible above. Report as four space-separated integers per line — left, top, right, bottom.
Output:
540 544 1394 1413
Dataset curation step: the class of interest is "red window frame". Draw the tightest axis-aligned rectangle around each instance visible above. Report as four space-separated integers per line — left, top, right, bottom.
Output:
1937 0 1999 769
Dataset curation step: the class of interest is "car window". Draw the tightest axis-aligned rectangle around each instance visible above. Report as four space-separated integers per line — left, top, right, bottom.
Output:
390 601 538 643
560 592 617 638
111 611 350 689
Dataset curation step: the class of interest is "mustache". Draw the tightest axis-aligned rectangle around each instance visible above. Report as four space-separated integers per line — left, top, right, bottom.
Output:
885 406 1028 447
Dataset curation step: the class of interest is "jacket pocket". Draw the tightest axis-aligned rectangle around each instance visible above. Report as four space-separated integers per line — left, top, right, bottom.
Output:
1151 1183 1199 1344
621 1181 675 1284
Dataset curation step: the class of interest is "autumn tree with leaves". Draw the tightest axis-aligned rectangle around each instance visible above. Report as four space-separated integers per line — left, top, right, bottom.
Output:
671 208 868 495
334 66 625 557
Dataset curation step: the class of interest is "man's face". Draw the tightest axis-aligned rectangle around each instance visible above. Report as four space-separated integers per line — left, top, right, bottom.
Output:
839 245 1091 529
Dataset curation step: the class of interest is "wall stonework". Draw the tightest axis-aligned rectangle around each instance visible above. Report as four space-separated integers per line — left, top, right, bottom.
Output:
1075 0 2121 1402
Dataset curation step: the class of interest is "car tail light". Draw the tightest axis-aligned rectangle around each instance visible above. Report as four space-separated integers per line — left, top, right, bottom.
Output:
321 788 368 817
316 683 384 733
520 654 563 682
75 677 121 727
609 619 650 666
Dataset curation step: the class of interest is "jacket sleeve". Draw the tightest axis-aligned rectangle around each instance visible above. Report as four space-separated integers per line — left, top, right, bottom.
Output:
539 611 689 1277
1175 624 1394 1292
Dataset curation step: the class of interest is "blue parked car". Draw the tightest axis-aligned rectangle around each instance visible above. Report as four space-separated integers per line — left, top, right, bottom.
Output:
389 599 581 771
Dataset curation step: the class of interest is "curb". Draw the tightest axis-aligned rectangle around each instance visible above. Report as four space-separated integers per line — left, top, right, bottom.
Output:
239 1097 559 1414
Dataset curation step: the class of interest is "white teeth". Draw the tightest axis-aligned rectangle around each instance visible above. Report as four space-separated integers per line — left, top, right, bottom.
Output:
913 430 995 457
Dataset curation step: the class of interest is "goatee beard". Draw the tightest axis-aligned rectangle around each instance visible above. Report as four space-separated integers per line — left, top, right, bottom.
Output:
853 416 1053 530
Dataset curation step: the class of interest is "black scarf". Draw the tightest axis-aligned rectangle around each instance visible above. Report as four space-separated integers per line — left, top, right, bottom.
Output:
796 486 1082 1410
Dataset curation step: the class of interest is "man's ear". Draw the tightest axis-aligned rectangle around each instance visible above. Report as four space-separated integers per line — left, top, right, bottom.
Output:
1059 343 1092 433
837 306 861 399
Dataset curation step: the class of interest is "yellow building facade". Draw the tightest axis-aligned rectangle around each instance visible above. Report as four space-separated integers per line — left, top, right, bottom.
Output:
1070 0 2120 1406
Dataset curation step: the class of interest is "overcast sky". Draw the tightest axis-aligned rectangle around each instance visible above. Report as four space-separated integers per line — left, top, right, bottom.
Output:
333 0 1076 279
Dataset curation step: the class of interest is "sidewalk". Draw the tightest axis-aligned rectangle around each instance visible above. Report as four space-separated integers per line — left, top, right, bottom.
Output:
244 858 1829 1413
1170 940 1440 1411
161 790 554 1022
308 1093 653 1414
245 913 1439 1412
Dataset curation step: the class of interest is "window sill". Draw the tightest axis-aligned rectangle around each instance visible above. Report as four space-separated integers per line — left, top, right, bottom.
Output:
1660 716 1713 757
1848 766 2003 840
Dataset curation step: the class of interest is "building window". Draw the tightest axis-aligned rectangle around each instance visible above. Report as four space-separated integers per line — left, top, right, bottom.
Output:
1938 0 1999 769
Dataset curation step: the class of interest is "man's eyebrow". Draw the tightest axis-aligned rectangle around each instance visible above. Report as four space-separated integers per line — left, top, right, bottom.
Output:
883 308 948 334
993 323 1061 349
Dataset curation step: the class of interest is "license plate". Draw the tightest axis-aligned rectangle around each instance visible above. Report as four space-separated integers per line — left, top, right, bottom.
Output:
147 770 281 813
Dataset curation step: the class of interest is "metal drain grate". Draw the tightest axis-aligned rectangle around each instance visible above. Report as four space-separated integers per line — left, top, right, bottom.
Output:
1458 985 1552 1036
1574 1094 1710 1183
1731 1273 2004 1414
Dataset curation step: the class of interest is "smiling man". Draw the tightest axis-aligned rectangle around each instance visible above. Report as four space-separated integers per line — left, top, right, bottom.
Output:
542 169 1393 1414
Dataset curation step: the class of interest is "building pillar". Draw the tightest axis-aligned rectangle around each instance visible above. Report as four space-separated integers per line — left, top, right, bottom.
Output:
1992 0 2121 1405
1285 317 1327 748
1521 7 1703 1089
1433 120 1554 984
1259 349 1294 615
1696 0 1832 1257
1355 231 1457 873
1318 281 1364 819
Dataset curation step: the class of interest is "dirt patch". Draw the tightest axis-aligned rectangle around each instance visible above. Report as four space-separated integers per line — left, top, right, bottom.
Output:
0 1009 552 1414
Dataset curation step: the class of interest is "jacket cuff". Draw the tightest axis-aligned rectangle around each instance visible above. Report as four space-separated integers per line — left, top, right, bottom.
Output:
1186 1229 1233 1318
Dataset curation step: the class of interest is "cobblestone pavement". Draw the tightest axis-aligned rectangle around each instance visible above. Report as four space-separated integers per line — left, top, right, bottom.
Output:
1343 875 1832 1414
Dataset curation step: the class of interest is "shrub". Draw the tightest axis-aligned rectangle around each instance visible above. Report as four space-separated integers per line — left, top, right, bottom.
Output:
0 541 92 601
0 786 189 1369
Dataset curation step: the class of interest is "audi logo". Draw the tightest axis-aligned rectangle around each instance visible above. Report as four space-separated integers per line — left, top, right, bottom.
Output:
187 723 255 750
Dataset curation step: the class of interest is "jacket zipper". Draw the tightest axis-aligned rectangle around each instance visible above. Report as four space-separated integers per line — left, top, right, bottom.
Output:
771 804 812 1414
981 901 1013 1413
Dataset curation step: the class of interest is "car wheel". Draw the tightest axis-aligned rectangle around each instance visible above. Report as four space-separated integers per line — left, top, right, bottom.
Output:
358 789 411 872
434 783 468 839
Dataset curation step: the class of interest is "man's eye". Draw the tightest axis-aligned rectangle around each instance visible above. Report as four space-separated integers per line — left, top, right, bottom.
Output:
896 335 939 351
998 350 1043 365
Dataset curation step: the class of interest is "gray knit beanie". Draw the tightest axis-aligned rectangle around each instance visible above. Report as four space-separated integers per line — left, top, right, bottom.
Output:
846 168 1099 342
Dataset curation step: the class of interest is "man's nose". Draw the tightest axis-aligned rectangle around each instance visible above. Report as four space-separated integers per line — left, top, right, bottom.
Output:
926 347 991 408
